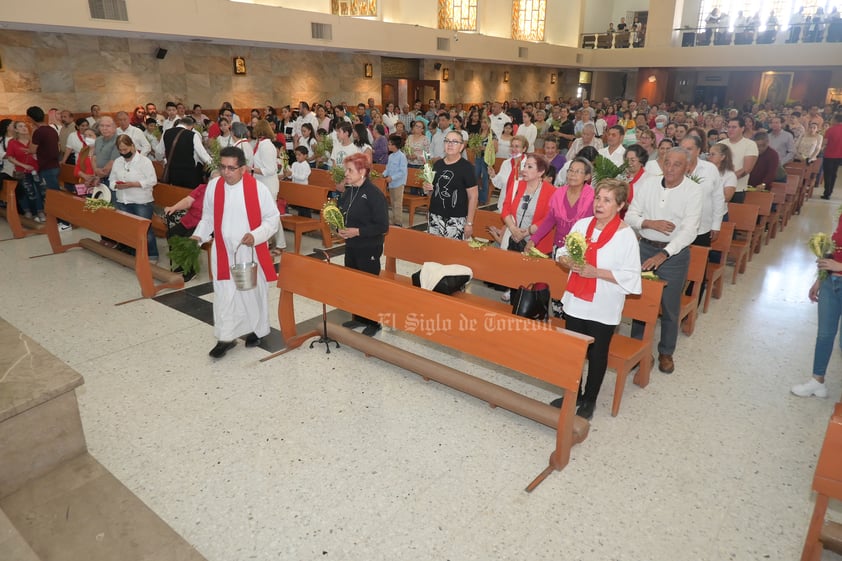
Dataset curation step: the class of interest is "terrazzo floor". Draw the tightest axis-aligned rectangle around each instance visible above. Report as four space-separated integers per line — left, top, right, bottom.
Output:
1 194 842 561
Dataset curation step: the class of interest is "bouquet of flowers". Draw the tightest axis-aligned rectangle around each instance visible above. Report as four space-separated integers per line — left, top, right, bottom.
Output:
322 200 345 231
417 151 435 185
401 144 413 158
565 232 588 265
330 166 345 184
808 232 836 280
204 138 221 173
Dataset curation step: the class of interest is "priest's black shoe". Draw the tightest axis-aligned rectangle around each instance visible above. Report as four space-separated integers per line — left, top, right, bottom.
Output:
576 399 596 420
342 319 365 329
245 333 261 347
209 340 236 358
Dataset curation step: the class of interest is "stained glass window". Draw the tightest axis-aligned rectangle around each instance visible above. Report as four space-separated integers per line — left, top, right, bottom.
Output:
331 0 377 17
512 0 546 41
438 0 478 31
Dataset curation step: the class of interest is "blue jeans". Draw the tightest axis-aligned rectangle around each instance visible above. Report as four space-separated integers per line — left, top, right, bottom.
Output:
813 275 842 376
114 201 158 258
40 167 60 191
632 243 690 355
474 156 490 204
18 173 45 213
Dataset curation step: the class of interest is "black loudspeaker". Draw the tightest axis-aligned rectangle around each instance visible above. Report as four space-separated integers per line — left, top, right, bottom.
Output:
433 62 442 70
155 48 168 59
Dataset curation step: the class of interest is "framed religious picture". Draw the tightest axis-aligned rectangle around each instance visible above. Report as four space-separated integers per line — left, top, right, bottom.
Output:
758 72 793 107
233 57 247 75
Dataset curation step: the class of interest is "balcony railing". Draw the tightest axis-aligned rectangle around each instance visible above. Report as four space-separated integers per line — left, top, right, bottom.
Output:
579 31 645 49
674 22 842 47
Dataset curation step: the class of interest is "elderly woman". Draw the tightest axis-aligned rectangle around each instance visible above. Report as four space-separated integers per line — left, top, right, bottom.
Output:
636 127 657 158
528 157 595 255
230 122 254 168
791 210 842 398
424 130 478 240
5 121 45 222
108 134 159 262
619 143 649 213
405 120 430 169
566 123 603 160
550 178 642 419
337 153 390 337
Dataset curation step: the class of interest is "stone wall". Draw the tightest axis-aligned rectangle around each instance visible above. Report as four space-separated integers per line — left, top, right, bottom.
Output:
0 30 571 117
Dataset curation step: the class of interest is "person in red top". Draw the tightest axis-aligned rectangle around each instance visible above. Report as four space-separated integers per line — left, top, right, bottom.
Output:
4 121 45 221
747 132 781 189
26 106 61 192
791 212 842 398
499 153 555 256
821 113 842 199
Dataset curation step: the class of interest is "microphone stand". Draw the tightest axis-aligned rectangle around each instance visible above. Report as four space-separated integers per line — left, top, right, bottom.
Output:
310 249 340 353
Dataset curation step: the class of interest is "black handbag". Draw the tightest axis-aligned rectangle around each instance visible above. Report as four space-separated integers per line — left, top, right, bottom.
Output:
507 237 528 252
511 282 550 321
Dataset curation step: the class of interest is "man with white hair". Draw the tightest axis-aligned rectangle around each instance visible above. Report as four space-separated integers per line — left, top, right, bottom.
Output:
567 123 603 160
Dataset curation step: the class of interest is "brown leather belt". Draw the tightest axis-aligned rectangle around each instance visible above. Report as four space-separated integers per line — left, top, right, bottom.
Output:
641 238 669 249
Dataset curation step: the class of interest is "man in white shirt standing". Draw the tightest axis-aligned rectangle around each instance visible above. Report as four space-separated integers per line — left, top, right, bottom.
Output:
489 102 512 140
115 111 151 157
718 116 757 203
161 101 179 133
429 112 451 161
680 135 724 246
598 125 626 166
625 148 702 375
293 101 319 145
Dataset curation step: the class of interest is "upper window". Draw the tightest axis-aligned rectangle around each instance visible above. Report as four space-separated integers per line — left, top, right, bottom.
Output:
331 0 377 17
512 0 546 41
438 0 478 32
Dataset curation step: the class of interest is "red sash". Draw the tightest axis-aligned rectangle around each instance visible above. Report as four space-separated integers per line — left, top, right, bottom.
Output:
566 214 622 302
213 175 277 282
506 155 524 204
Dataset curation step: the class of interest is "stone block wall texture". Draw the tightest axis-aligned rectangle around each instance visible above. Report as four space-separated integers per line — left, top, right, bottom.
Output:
0 30 564 116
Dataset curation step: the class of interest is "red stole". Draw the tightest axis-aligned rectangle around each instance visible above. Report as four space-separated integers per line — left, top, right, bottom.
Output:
506 154 524 204
566 214 622 302
213 175 277 282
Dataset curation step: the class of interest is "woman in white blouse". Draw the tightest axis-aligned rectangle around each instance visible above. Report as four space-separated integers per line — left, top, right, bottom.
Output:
518 111 538 152
108 134 159 262
794 121 823 163
216 117 234 148
250 120 279 200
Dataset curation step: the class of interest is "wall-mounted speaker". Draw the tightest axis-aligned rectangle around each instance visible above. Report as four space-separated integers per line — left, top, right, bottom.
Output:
155 48 168 59
433 62 442 70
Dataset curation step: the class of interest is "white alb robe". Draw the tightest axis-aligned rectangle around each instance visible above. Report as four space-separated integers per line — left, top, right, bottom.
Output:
193 177 282 341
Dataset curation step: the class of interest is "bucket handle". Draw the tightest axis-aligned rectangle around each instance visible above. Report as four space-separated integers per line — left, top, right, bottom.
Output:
233 242 255 266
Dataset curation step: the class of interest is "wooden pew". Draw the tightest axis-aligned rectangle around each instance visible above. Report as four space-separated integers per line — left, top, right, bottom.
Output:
0 180 44 239
308 168 336 189
679 244 710 336
743 191 773 255
702 222 735 313
44 190 183 299
472 209 504 242
766 184 787 243
278 181 332 253
801 404 842 561
401 170 430 227
725 202 759 284
383 226 664 418
275 252 592 492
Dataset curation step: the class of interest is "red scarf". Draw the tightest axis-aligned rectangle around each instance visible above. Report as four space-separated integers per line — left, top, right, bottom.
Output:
506 154 524 205
213 175 277 282
833 213 842 263
620 167 645 218
566 214 622 302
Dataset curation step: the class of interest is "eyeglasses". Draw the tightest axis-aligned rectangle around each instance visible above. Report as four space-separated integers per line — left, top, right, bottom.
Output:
444 139 463 145
219 165 243 172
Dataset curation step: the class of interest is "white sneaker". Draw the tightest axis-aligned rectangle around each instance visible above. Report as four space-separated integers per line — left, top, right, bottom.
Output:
791 378 828 398
501 289 511 303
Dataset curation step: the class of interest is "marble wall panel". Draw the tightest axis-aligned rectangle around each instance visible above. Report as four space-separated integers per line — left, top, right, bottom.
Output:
2 47 36 73
40 71 75 94
33 33 68 52
73 73 108 93
34 48 68 73
98 37 130 53
64 35 100 56
4 72 41 94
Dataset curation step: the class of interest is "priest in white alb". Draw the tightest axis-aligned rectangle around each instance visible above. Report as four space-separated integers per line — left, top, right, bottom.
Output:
191 146 282 358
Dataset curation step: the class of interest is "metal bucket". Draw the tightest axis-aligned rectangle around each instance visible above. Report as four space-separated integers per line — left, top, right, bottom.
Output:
230 243 258 291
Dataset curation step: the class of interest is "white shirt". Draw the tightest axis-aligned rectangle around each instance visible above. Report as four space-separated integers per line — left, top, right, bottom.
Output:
598 145 626 167
687 158 725 234
625 174 703 258
560 220 642 326
294 111 319 139
161 117 178 133
489 112 512 140
430 127 450 160
288 160 311 184
107 153 157 204
517 123 537 152
117 125 151 157
718 137 758 192
328 141 361 168
65 130 86 157
232 138 254 167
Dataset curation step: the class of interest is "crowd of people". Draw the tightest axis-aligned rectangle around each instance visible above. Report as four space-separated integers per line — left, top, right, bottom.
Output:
2 93 841 417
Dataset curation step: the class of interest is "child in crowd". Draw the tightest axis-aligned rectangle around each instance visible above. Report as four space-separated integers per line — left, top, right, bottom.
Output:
284 146 312 185
383 133 408 227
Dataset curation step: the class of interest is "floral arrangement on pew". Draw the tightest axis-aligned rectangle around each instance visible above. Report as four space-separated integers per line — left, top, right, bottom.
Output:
83 198 114 212
808 232 836 280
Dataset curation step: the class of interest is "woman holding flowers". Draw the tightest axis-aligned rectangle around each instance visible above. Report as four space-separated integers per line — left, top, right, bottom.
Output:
423 130 477 240
791 221 842 398
528 157 595 255
337 153 389 337
550 178 642 419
